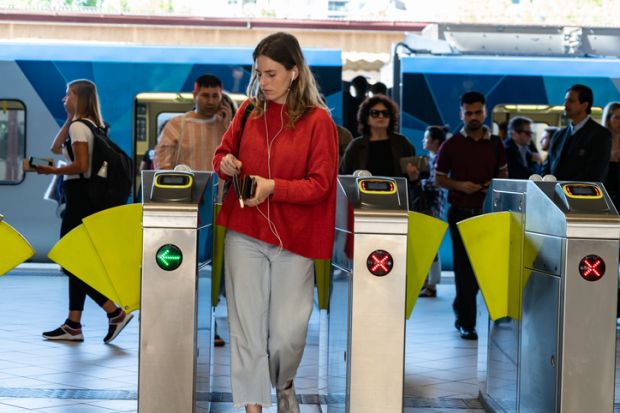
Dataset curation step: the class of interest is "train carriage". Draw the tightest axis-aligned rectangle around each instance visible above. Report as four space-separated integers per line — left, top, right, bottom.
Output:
0 42 342 260
396 53 620 268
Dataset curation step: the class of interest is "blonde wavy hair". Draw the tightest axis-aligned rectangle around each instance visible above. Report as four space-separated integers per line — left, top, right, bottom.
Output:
68 79 104 128
247 32 327 127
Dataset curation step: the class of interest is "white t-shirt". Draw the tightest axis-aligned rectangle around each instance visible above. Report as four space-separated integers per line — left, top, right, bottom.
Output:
62 120 95 180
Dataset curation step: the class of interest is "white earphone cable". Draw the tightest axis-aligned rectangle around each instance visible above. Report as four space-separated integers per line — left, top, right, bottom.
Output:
257 90 289 256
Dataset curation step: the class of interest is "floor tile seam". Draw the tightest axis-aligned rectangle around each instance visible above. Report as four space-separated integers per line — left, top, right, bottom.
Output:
0 388 486 407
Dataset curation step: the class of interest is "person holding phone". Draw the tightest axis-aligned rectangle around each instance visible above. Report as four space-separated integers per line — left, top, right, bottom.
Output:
213 32 338 413
35 79 133 343
154 73 231 173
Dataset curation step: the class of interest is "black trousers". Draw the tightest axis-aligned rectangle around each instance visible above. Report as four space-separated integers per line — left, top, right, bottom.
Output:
61 179 110 311
448 206 481 330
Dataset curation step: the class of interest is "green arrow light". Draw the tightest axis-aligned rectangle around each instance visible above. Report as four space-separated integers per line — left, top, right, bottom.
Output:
156 244 183 271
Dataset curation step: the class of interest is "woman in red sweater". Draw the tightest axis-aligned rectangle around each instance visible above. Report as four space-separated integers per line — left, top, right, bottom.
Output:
213 32 338 413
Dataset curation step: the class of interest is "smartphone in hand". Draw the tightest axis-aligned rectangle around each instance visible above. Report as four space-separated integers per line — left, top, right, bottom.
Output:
29 157 53 167
241 176 257 200
23 157 53 172
232 175 256 208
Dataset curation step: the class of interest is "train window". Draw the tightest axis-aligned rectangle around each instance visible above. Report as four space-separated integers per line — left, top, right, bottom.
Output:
0 100 26 185
492 103 603 153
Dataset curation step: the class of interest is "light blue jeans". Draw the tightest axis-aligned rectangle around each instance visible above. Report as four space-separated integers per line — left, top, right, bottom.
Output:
224 230 314 407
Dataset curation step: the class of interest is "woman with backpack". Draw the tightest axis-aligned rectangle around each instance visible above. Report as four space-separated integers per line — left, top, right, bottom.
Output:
35 79 133 343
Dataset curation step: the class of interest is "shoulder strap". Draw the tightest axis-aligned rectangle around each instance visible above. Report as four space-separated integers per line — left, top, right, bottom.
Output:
239 103 254 142
66 119 98 179
74 118 102 136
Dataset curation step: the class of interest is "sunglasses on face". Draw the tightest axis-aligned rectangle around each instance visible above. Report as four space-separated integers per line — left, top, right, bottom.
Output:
515 129 534 137
369 109 390 118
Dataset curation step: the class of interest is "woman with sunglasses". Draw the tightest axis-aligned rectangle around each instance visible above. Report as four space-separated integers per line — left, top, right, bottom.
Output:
340 94 417 189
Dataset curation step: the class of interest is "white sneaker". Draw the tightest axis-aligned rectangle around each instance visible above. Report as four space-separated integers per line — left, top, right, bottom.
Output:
104 311 133 344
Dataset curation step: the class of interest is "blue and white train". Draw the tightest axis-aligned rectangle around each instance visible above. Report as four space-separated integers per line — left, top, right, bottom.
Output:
0 42 342 260
396 53 620 268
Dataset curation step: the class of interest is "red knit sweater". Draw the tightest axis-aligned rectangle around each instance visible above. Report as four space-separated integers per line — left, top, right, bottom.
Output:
213 100 338 259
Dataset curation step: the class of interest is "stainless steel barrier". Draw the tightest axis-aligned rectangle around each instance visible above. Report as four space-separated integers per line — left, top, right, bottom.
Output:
326 175 409 413
480 179 620 413
138 170 214 413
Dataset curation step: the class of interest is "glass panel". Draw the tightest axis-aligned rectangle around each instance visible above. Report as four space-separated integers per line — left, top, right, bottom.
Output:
0 100 26 184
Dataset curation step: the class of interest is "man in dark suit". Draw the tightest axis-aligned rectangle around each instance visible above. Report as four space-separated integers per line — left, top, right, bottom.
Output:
504 116 542 179
541 84 611 181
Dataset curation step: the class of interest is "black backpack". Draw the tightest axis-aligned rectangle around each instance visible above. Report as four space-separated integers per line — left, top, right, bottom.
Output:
66 119 133 210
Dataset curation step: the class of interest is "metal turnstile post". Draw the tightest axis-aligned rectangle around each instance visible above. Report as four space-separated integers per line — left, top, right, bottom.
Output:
480 179 620 413
138 170 213 413
327 176 409 413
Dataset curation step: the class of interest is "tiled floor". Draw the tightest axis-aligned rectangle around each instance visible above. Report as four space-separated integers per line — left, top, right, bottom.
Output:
0 264 610 412
0 266 484 412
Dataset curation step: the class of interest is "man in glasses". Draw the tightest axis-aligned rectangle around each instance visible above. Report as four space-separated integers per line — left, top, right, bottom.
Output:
435 91 508 340
503 116 542 179
541 84 611 181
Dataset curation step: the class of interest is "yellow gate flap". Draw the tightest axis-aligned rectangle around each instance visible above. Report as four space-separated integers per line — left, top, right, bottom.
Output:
48 224 121 305
0 221 35 276
82 204 143 313
211 203 225 306
457 211 523 321
406 212 448 319
315 259 331 310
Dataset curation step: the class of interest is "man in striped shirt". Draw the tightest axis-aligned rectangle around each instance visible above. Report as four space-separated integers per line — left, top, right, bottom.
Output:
154 74 232 172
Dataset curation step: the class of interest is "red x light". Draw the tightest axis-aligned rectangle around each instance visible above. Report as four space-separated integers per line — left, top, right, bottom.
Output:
366 250 393 276
579 255 605 282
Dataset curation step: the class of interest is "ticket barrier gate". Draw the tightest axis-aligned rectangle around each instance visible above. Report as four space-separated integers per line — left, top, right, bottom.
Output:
469 179 620 413
138 170 214 413
0 213 35 276
326 175 409 413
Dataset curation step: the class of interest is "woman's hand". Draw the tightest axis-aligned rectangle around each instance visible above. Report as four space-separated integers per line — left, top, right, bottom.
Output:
244 175 275 208
406 163 420 181
218 103 233 123
219 154 242 177
35 165 58 175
